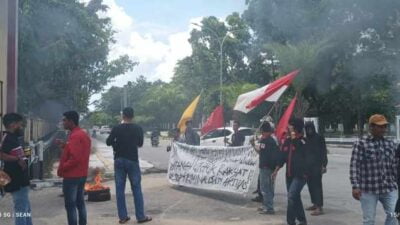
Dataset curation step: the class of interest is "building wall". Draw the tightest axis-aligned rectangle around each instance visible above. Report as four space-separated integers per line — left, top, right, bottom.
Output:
0 0 8 117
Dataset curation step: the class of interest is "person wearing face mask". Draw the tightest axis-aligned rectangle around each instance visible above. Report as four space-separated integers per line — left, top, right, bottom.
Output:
0 113 33 225
304 122 328 216
274 117 308 225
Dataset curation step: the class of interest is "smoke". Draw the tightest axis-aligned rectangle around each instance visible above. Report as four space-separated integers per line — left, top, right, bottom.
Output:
244 0 400 103
29 100 69 123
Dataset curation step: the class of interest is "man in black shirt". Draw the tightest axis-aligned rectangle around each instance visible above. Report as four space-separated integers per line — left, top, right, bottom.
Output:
184 120 200 146
106 107 152 224
225 120 245 147
0 113 33 225
251 122 281 214
305 122 328 216
276 118 308 225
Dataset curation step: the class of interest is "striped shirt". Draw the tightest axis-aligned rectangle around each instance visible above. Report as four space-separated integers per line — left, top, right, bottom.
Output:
350 135 398 194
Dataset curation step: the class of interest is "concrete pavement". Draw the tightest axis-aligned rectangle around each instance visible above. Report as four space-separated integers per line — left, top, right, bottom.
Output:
0 137 394 225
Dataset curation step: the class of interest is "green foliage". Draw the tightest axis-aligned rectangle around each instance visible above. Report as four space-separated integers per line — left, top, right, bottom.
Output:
18 0 136 113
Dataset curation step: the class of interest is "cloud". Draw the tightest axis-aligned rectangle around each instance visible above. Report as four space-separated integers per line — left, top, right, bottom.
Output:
94 0 198 84
87 0 198 109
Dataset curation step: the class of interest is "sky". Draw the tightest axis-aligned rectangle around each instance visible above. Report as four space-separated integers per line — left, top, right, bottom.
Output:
89 0 247 109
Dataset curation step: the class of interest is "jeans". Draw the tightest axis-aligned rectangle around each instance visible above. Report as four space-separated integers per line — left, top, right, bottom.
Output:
259 168 275 211
306 168 323 207
286 176 307 225
63 177 87 225
11 186 33 225
360 190 398 225
114 158 146 221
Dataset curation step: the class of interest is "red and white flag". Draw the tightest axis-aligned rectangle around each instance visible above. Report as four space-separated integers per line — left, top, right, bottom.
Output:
233 69 299 113
275 95 297 143
201 105 224 135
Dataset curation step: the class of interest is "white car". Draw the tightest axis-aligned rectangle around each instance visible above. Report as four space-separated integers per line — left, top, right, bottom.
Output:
200 127 254 146
99 125 111 134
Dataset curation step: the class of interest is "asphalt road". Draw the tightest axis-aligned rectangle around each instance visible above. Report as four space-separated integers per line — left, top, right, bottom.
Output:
94 133 390 224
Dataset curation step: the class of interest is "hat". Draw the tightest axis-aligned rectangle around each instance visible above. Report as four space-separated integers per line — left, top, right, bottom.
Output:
260 122 273 132
368 114 389 125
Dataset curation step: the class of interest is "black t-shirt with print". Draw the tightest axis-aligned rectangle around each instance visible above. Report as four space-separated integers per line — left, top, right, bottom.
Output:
259 136 281 170
0 132 30 192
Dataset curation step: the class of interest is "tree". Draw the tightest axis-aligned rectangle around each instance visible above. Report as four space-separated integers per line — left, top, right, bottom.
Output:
243 0 400 135
18 0 136 114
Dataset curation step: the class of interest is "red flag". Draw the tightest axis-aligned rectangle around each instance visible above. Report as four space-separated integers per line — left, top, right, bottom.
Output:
245 69 299 110
275 95 297 143
201 106 224 135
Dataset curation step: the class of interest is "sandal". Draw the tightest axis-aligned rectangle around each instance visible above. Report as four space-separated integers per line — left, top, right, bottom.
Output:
119 217 130 224
138 216 152 223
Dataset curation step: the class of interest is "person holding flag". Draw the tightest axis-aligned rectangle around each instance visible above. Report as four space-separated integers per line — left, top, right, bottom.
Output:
177 94 201 146
183 120 200 146
274 118 308 225
250 122 282 215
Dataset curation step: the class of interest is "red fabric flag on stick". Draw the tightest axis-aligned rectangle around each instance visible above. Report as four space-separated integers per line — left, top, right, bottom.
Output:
244 69 300 111
201 105 224 135
275 95 298 143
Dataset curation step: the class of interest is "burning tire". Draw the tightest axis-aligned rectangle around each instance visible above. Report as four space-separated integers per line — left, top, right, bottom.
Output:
85 170 111 202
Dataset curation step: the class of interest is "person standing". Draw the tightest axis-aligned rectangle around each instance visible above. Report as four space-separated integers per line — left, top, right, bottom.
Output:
183 120 200 146
350 114 398 225
106 107 152 224
276 118 308 225
0 113 33 225
57 111 91 225
304 122 328 216
225 120 245 147
251 122 281 214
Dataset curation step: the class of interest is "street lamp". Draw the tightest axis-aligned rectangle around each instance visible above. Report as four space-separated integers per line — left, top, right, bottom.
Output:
192 22 234 106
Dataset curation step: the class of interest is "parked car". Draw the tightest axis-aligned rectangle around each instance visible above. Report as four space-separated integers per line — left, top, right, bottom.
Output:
200 127 254 146
99 125 111 134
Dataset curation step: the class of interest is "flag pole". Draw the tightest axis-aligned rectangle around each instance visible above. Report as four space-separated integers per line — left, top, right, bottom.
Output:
253 101 279 142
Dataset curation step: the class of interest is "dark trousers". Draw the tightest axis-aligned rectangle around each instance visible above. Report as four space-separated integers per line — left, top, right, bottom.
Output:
286 176 307 225
63 177 87 225
306 168 323 207
396 185 400 220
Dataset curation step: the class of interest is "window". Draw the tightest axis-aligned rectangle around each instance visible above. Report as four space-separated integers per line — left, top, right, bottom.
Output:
202 129 232 139
238 129 253 136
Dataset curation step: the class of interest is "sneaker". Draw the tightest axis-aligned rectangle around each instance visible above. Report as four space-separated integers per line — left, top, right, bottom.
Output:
257 207 264 212
252 190 259 194
259 209 275 215
305 205 317 211
251 196 263 202
311 207 324 216
298 221 308 225
119 217 130 224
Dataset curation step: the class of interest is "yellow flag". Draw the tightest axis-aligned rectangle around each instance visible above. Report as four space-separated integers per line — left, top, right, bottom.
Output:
177 94 201 133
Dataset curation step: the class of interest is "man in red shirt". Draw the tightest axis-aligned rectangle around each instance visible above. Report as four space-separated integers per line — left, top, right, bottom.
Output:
57 111 91 225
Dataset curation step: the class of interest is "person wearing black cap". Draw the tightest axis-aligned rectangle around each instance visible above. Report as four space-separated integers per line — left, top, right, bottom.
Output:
251 122 281 214
276 117 308 225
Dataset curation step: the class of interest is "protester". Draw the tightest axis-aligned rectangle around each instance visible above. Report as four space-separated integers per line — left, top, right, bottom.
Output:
167 128 183 152
57 111 91 225
0 113 33 225
275 118 308 225
184 120 200 146
350 114 398 225
250 122 281 214
225 120 245 146
396 144 400 221
304 121 328 216
106 107 152 224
